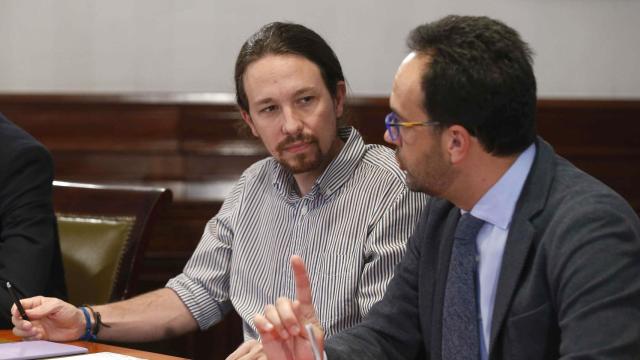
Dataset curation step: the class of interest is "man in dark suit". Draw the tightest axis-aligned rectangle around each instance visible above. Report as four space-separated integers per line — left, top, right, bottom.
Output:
0 113 66 328
252 15 640 359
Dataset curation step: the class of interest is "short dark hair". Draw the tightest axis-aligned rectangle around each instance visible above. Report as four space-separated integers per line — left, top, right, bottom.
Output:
408 15 537 156
235 22 346 114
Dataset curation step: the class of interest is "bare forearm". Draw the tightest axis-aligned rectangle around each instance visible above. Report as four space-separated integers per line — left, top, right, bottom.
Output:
93 288 198 342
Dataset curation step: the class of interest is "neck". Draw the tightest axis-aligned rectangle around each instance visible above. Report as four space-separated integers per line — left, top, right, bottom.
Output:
293 138 344 196
446 152 519 211
294 171 322 196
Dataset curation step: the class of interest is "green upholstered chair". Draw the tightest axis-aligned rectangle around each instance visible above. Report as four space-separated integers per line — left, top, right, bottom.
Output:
52 181 171 306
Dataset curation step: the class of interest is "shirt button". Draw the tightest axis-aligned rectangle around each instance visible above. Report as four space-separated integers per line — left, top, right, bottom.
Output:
301 206 308 215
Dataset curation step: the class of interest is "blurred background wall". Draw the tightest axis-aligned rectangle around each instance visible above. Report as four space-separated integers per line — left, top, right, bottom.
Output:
1 0 639 98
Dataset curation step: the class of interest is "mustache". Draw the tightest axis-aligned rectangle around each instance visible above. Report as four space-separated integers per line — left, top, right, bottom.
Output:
276 134 317 152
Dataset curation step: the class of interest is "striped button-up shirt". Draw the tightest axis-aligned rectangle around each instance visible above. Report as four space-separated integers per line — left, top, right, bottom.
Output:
167 127 428 340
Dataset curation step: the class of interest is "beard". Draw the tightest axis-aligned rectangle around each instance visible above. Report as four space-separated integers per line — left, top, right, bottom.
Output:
396 141 454 197
275 133 324 174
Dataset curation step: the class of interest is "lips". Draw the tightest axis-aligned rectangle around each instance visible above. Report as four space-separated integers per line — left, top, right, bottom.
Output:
277 134 317 153
283 141 310 153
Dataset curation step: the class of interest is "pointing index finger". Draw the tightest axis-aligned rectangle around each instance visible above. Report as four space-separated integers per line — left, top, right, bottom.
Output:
290 255 313 306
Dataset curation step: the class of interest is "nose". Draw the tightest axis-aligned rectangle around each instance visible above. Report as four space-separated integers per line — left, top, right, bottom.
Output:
384 129 401 147
282 107 303 135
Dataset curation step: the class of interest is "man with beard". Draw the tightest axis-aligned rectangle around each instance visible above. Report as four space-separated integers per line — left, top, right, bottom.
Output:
10 22 427 358
252 16 640 359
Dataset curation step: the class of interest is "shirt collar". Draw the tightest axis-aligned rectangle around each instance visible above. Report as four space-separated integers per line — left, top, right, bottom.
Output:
271 127 365 199
469 143 536 230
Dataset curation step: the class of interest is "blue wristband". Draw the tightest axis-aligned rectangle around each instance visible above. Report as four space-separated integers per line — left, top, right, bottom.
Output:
79 307 96 341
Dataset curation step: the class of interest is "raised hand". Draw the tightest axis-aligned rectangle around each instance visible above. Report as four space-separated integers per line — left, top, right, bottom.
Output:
253 255 324 360
11 296 85 341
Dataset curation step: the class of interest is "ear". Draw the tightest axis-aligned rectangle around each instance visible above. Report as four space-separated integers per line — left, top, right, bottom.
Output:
240 109 260 138
443 125 471 164
333 81 347 118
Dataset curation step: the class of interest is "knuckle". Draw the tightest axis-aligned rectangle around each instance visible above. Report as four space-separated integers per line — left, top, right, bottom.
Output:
275 297 290 306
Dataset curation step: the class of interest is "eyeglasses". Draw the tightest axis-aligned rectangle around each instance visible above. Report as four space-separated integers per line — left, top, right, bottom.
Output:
384 112 440 141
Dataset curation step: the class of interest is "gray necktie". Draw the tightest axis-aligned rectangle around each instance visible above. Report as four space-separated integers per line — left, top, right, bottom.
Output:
442 213 485 360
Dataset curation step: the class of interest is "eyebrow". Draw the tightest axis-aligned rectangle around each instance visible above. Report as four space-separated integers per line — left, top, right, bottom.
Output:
293 87 316 97
253 97 275 107
389 106 408 121
251 87 318 108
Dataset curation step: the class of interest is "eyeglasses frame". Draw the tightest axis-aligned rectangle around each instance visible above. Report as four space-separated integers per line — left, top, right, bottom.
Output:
384 112 440 141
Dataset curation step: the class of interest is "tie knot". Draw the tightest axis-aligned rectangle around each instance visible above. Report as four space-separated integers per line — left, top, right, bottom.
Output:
455 213 485 241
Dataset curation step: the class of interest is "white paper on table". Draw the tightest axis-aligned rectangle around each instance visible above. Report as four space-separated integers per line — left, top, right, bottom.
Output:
46 352 146 360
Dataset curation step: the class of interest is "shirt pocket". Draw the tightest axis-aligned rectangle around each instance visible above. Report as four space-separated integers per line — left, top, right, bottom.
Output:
315 269 361 333
311 224 365 330
315 224 363 276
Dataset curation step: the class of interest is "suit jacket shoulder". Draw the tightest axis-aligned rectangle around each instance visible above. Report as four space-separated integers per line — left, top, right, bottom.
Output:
490 138 640 358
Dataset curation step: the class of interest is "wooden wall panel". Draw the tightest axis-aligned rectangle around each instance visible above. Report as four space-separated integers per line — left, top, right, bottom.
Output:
1 94 639 359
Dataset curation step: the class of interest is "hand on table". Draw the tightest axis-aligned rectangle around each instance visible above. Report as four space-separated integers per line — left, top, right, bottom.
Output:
11 296 85 341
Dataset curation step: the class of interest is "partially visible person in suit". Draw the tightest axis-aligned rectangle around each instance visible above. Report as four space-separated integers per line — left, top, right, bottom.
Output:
253 15 640 359
0 113 66 328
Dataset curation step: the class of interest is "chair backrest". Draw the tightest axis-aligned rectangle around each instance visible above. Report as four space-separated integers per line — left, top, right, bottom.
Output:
52 181 171 306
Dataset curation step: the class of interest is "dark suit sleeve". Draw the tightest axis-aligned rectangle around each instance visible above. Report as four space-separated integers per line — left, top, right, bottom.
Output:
325 203 431 360
548 193 640 358
0 143 60 328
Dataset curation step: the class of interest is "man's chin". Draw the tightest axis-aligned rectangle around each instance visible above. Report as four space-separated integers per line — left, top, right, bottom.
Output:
281 157 323 174
404 175 419 191
405 176 429 194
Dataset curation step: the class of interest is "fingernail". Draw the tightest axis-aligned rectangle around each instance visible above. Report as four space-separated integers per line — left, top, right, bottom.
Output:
290 325 299 335
279 330 289 339
263 323 273 331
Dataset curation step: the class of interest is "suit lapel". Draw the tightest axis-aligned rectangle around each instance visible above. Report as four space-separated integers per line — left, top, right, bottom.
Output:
488 218 535 351
488 138 556 354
